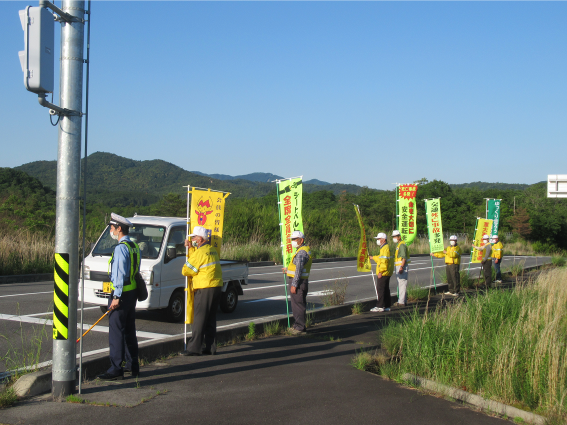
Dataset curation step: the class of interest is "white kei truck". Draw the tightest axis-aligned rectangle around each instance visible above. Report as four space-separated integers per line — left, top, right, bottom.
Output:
79 215 248 322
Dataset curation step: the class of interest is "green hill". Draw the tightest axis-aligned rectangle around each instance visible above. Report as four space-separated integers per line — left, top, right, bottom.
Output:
0 168 56 233
15 152 371 206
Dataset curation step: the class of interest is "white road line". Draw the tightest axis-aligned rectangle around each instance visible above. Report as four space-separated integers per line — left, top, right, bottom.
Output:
0 291 53 299
0 313 169 340
26 306 101 317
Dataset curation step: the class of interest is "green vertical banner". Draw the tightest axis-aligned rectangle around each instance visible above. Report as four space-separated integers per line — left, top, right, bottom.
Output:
397 184 418 246
277 177 304 268
487 199 501 237
354 204 371 272
425 198 444 253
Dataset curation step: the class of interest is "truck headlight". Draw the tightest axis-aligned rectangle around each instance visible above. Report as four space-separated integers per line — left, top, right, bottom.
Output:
81 265 90 280
139 270 153 286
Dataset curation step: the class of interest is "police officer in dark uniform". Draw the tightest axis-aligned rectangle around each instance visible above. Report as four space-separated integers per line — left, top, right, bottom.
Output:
97 213 141 381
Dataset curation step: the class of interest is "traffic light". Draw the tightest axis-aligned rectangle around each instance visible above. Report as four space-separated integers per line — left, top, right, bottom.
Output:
18 6 54 94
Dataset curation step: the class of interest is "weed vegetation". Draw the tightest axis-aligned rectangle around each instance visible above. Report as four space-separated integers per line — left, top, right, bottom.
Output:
406 285 429 302
320 277 349 307
380 268 567 420
0 383 17 408
351 302 364 315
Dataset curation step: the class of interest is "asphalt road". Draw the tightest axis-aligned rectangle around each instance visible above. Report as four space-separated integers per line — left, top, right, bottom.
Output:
0 255 550 374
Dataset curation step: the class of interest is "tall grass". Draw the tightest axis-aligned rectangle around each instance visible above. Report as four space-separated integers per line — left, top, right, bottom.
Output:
0 233 54 275
380 268 567 420
0 231 544 276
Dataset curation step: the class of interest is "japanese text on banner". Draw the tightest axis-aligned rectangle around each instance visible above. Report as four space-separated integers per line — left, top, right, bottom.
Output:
425 199 444 253
354 205 371 272
471 218 493 263
487 199 501 237
190 188 229 255
277 178 303 268
397 184 418 246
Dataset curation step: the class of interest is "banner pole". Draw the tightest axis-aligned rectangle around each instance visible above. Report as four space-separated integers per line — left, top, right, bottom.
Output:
396 185 399 300
468 217 479 273
371 268 379 302
184 187 190 351
275 183 291 328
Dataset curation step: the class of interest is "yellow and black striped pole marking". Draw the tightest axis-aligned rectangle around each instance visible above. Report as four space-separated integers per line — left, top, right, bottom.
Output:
53 253 69 340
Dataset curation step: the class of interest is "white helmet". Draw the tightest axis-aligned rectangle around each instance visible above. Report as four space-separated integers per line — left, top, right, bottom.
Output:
374 232 387 239
449 235 457 241
391 230 401 237
482 234 489 240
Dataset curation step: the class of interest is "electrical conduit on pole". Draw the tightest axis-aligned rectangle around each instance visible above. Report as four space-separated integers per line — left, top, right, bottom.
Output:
52 0 85 398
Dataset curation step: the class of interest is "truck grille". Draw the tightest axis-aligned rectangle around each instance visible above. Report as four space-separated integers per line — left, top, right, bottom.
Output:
94 290 110 299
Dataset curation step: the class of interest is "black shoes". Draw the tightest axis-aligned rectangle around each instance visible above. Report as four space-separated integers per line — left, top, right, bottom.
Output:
201 350 215 356
96 372 123 381
180 350 201 357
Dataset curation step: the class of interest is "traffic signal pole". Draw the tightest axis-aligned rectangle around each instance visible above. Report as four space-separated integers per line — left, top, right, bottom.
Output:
51 0 85 398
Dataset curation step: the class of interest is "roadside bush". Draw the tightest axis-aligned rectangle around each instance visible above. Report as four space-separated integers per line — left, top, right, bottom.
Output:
380 269 567 420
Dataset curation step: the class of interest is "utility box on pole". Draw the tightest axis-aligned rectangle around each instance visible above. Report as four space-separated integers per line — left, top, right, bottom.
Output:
18 6 54 93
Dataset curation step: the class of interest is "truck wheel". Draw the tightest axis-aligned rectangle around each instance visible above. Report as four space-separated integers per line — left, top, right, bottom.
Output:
220 285 238 313
166 290 185 322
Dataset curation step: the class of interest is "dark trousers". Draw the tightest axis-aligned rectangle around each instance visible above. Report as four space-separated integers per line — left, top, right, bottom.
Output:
482 260 492 287
375 275 391 308
447 264 460 293
107 290 138 376
187 287 222 354
494 260 502 280
290 281 308 331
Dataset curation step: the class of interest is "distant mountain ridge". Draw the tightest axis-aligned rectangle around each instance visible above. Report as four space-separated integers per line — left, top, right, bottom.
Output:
14 152 367 207
191 170 330 186
450 181 532 191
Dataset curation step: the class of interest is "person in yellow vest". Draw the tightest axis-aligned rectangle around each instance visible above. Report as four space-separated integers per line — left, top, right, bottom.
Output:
368 232 393 312
281 230 313 334
180 226 223 356
97 213 140 381
392 230 410 307
430 235 462 296
491 235 504 283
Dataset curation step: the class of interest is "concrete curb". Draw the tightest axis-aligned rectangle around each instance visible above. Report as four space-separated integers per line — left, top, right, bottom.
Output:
402 373 546 425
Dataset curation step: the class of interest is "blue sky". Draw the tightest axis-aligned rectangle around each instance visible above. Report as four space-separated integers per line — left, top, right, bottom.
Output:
1 1 566 189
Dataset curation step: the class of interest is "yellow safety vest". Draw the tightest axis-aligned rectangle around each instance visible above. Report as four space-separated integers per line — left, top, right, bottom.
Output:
375 243 394 276
287 246 313 280
109 240 140 293
394 241 411 266
491 241 504 260
182 244 223 290
433 245 462 265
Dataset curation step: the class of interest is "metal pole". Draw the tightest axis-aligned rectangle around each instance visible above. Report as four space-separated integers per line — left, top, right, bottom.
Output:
184 187 190 350
52 0 85 398
78 0 91 395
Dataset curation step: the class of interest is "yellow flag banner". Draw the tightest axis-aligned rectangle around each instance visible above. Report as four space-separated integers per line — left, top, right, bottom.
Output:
185 277 194 324
354 205 371 272
189 188 230 255
471 218 493 263
397 184 418 246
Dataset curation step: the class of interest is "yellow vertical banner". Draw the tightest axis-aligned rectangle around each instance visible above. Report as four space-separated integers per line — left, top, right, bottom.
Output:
190 188 230 255
471 218 493 263
354 204 371 272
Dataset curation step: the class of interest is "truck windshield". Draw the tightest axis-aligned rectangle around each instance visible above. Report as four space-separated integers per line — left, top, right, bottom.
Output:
92 224 166 259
